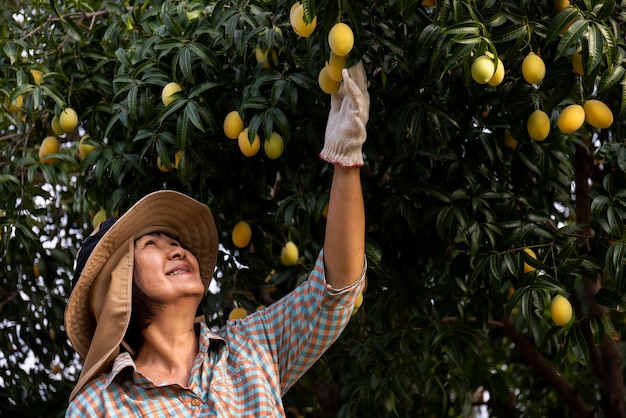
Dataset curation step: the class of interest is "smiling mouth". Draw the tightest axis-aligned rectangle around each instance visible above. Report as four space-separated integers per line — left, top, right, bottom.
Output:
167 269 190 276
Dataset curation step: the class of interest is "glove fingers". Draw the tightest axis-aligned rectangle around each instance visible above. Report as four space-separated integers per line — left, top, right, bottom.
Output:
341 61 369 109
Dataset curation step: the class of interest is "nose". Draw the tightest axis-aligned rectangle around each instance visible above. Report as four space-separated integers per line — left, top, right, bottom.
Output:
167 245 186 259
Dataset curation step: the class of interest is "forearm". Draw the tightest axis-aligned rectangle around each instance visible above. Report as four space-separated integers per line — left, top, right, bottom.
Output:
323 165 365 288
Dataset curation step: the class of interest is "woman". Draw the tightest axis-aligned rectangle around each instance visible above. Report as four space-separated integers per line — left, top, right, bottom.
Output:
65 62 369 416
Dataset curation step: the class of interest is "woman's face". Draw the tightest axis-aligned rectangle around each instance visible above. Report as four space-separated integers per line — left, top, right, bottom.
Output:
133 232 204 302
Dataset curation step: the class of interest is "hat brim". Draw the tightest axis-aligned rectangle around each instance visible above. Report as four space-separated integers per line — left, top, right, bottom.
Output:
64 190 218 399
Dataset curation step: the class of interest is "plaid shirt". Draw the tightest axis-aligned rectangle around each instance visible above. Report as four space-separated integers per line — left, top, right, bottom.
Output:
66 251 366 417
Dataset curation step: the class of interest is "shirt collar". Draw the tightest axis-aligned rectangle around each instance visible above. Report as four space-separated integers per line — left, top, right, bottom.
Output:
101 322 227 388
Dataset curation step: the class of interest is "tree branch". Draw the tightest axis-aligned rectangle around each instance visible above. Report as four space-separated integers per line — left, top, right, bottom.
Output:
500 319 594 418
437 316 594 417
575 138 626 418
22 10 111 41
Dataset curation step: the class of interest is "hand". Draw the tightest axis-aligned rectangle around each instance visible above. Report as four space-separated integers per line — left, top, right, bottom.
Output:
320 61 370 167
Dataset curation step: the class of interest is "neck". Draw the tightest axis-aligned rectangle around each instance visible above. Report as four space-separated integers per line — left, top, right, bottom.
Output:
134 304 200 386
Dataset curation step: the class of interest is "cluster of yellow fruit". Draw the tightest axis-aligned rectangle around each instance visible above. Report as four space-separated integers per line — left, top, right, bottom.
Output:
470 53 505 86
223 110 285 159
289 2 355 94
3 69 43 116
480 48 614 146
318 23 355 94
157 150 185 172
39 107 81 164
520 247 574 326
557 100 613 133
254 26 282 70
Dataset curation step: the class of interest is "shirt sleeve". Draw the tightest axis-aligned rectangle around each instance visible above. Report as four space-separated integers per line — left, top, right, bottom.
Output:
225 249 366 394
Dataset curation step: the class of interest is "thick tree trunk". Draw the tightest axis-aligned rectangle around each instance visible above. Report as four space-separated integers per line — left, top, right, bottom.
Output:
574 140 626 418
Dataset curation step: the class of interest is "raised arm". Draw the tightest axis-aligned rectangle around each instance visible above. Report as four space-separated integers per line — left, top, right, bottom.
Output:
320 62 369 288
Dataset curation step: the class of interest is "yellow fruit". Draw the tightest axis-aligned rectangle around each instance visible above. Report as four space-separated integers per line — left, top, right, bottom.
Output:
572 53 583 75
254 47 271 69
78 134 96 160
92 208 107 229
328 23 354 57
264 132 284 159
289 2 300 21
527 109 550 141
522 52 546 85
553 0 570 13
59 108 78 133
30 69 43 85
232 221 252 248
281 241 299 266
157 156 169 172
557 104 585 133
504 130 518 150
487 58 505 86
228 306 248 320
161 82 182 106
550 294 573 326
6 95 23 113
318 66 341 94
507 285 515 299
523 248 537 273
157 150 184 172
173 150 184 168
51 115 64 136
186 10 201 21
39 136 60 164
224 110 245 139
290 4 316 37
238 128 261 157
471 55 495 84
423 0 436 7
583 99 613 129
322 202 329 218
351 293 364 316
326 52 347 82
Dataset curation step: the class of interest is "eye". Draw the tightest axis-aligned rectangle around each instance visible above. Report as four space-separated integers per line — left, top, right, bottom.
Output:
143 239 156 247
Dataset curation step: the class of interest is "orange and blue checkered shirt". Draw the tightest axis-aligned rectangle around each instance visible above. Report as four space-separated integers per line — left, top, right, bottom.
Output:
66 251 366 417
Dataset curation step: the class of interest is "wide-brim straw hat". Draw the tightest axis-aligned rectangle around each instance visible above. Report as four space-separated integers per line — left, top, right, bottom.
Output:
64 190 218 401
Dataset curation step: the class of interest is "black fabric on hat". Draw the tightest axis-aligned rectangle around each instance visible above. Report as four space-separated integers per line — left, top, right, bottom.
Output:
72 218 118 287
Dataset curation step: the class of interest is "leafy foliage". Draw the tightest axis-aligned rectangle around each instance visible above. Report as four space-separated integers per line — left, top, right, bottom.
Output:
1 0 625 416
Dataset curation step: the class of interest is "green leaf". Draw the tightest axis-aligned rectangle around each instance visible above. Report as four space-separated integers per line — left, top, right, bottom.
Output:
556 20 589 60
598 63 625 96
584 24 604 75
568 323 590 366
545 8 580 46
59 17 84 42
491 23 527 44
594 288 624 310
588 314 605 346
593 0 616 20
184 101 205 132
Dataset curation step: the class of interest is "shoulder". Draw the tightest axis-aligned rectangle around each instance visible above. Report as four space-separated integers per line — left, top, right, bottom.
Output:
67 374 111 415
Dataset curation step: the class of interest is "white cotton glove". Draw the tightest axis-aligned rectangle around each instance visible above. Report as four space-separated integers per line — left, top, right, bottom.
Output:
320 61 370 167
